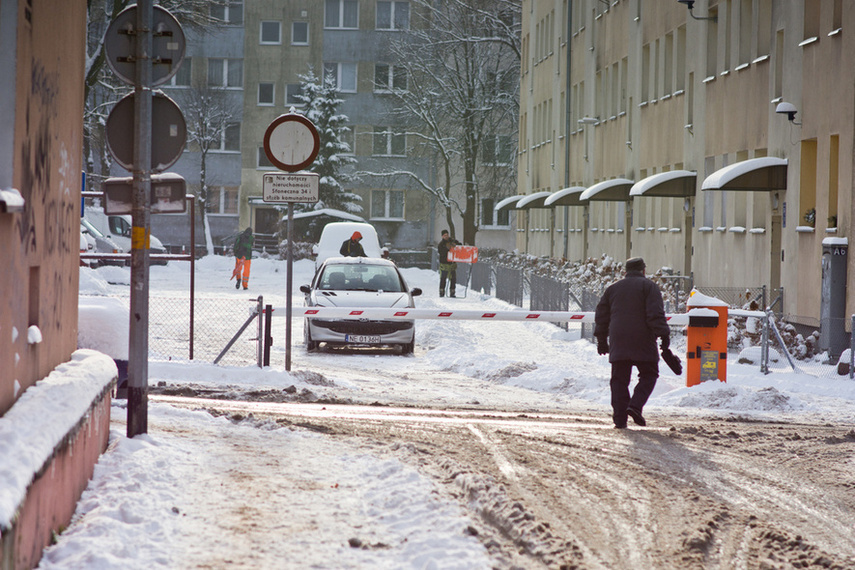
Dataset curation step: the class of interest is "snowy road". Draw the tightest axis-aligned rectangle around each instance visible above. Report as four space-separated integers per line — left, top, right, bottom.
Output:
70 256 855 569
153 394 855 569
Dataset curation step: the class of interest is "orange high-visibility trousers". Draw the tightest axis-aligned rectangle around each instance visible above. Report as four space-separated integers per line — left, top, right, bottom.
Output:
232 257 251 289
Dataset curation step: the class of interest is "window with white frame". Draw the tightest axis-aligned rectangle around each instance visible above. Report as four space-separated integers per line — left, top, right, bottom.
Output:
167 57 191 87
373 126 405 156
324 62 357 92
208 58 243 88
258 147 274 169
210 1 243 25
482 135 513 165
371 189 404 219
374 63 407 91
285 84 304 107
214 123 241 152
325 0 358 29
377 1 409 30
258 82 275 105
292 21 309 45
260 21 281 44
340 126 355 154
480 198 510 227
206 186 239 215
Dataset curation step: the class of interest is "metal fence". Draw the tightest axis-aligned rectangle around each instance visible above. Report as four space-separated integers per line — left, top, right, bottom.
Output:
82 293 260 367
530 274 569 331
495 265 524 307
469 262 492 295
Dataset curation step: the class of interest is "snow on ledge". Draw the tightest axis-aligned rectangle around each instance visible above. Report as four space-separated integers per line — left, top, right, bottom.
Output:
0 350 117 529
0 188 24 213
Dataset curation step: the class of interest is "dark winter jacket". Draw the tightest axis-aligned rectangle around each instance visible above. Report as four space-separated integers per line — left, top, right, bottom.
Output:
438 236 461 264
234 229 254 259
340 239 366 257
594 270 670 362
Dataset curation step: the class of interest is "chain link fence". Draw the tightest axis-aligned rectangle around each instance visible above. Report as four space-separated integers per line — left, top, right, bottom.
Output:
82 293 261 367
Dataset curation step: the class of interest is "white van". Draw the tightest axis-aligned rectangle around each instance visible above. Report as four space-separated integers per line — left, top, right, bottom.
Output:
84 207 168 265
313 222 387 271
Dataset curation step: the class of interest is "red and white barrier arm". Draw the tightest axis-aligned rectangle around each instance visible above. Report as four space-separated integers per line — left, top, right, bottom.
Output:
268 306 690 326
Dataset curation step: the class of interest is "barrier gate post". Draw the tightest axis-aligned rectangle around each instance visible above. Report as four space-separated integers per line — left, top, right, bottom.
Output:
686 290 729 387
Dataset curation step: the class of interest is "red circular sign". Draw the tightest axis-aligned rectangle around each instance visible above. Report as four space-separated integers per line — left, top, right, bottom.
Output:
263 113 321 172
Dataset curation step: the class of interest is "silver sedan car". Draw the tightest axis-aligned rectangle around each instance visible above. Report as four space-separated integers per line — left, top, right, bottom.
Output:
300 257 422 354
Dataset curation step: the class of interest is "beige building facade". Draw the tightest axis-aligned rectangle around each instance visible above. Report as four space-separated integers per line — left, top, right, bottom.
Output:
517 0 853 327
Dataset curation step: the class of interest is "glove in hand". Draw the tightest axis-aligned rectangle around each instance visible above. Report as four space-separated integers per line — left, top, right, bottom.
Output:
597 339 609 355
660 335 670 350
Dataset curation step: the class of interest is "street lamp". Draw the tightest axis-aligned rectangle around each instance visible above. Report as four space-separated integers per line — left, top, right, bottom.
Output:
677 0 717 22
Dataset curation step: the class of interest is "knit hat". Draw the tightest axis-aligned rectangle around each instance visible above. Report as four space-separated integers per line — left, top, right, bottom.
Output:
625 257 646 272
441 229 449 236
352 231 362 240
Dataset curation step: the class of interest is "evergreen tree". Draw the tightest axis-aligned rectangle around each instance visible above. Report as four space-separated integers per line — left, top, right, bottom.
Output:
294 68 361 214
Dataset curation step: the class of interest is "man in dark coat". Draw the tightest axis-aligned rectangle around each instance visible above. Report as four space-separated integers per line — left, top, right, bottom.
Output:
437 229 461 297
594 257 670 428
340 231 366 257
232 227 254 290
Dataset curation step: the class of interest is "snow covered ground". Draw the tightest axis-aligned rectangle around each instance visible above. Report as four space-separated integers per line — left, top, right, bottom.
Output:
19 254 855 568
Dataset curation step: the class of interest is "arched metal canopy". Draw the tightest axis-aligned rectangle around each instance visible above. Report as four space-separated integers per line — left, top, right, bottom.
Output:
515 191 553 209
630 170 697 197
702 157 788 191
544 186 587 207
579 178 635 201
494 194 527 212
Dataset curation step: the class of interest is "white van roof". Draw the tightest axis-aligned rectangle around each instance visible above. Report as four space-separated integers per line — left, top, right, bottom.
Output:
315 222 383 268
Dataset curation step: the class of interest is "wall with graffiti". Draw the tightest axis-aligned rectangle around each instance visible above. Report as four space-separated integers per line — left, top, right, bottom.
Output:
0 1 86 415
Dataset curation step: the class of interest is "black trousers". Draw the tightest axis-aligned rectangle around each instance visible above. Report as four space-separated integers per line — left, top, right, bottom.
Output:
609 360 659 425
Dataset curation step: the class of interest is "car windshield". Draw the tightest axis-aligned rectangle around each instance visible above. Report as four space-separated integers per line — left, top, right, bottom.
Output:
319 265 403 292
81 219 105 238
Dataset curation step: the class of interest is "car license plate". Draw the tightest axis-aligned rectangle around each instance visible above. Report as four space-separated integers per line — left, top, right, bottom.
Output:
346 334 381 344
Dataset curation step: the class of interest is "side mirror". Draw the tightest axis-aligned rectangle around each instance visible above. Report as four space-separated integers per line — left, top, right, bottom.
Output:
299 285 311 294
410 288 422 297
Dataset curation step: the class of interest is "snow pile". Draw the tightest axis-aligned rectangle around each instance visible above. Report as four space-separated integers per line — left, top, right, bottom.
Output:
78 297 129 360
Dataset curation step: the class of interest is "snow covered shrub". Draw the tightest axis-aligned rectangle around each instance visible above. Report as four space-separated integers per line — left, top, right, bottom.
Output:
276 241 316 261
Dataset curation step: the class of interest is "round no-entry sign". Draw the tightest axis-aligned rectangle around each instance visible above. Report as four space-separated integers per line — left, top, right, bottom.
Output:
263 113 320 172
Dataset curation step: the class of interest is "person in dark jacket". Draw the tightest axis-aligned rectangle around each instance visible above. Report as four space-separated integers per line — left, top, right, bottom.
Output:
340 231 366 257
594 257 670 428
232 227 254 290
437 229 461 297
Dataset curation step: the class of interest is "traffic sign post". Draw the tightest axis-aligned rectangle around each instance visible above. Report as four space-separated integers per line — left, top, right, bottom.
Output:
105 5 186 87
103 1 186 437
262 111 321 372
106 91 187 173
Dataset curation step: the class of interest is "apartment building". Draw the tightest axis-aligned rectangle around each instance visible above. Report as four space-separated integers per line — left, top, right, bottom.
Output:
154 1 245 252
516 0 853 330
240 0 435 251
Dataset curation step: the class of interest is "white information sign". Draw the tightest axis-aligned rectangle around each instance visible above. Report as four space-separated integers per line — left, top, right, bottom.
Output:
262 172 320 203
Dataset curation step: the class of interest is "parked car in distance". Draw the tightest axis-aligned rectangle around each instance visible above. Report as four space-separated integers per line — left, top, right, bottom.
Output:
80 226 94 267
300 257 422 354
312 221 388 271
81 218 125 267
84 208 168 265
